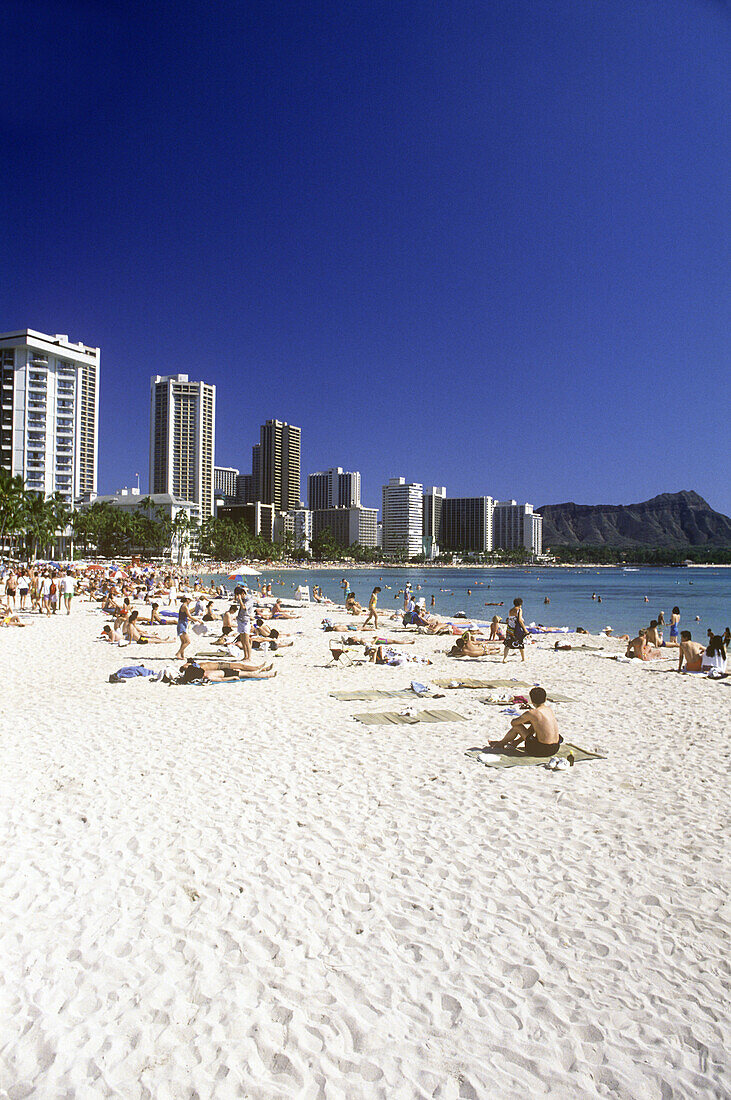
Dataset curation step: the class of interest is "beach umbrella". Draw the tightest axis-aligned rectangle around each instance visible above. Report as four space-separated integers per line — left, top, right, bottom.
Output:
228 566 261 579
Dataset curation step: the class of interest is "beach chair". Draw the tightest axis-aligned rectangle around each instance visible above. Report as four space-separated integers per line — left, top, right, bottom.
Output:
328 638 354 666
296 585 311 604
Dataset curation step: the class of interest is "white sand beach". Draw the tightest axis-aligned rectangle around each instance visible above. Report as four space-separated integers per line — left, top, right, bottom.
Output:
1 599 729 1098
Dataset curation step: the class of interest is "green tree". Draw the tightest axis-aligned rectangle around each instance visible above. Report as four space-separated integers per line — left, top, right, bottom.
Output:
0 470 27 554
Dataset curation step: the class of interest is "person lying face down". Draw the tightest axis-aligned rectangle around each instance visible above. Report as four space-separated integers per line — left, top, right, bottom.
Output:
488 687 562 757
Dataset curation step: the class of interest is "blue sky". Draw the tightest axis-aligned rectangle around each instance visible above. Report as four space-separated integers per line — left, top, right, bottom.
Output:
3 0 729 514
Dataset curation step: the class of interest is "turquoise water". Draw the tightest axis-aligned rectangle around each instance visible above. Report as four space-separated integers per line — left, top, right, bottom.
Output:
205 566 731 638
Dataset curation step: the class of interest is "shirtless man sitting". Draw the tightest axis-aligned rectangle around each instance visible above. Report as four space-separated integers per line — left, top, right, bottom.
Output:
215 605 238 643
626 629 650 660
646 620 664 648
677 630 705 673
488 687 562 757
123 611 169 644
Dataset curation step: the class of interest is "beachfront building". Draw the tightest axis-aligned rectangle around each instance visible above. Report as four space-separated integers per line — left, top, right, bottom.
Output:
217 501 275 543
77 487 200 563
440 496 494 555
311 506 378 549
423 486 446 559
0 328 99 504
150 375 216 518
308 467 361 510
493 500 543 555
382 478 423 558
258 419 301 511
273 508 312 553
214 465 239 501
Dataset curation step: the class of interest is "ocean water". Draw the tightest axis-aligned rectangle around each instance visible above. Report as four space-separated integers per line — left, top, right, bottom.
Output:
206 566 731 638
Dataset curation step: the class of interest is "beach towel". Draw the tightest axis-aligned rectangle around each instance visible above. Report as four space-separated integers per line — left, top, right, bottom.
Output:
353 709 465 725
466 742 604 769
331 689 414 701
434 678 532 690
109 665 156 682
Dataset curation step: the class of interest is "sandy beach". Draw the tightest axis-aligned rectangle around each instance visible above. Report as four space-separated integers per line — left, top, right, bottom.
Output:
1 596 729 1098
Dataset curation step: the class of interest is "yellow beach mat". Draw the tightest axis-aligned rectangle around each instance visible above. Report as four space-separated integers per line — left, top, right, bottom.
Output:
354 709 466 726
466 743 604 769
434 678 532 690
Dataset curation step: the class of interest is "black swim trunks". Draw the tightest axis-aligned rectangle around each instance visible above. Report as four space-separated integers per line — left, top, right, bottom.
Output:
523 733 563 757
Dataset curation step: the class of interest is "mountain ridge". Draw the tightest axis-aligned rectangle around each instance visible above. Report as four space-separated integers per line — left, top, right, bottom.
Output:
536 491 731 548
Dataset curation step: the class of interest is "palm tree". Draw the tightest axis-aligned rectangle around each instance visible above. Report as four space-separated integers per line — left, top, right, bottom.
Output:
171 509 196 566
0 470 28 555
23 492 56 560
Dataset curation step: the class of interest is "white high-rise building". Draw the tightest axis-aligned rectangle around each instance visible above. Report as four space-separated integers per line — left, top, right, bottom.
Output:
382 477 423 558
214 465 239 500
0 329 99 504
493 500 543 555
308 467 361 510
422 486 446 559
150 374 216 518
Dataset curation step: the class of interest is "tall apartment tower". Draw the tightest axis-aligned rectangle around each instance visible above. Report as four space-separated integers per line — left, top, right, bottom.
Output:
308 467 361 510
214 466 239 500
382 477 424 558
0 328 99 503
149 374 216 517
440 496 494 554
493 500 543 555
422 486 446 559
258 419 301 510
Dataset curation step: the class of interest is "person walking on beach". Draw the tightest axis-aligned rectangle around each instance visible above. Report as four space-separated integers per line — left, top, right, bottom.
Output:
363 586 381 629
235 585 255 661
62 570 75 615
175 596 200 660
503 597 528 663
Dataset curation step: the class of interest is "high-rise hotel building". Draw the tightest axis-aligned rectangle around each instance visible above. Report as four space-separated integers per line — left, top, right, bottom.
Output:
258 419 301 511
150 374 216 518
382 477 424 558
308 467 361 510
0 329 99 503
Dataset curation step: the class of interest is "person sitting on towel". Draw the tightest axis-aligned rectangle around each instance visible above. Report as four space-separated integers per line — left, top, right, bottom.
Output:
488 687 562 757
677 630 705 673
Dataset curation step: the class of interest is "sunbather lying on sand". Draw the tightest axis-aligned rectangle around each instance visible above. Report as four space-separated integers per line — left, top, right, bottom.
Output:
366 645 432 665
448 632 499 658
178 659 276 681
488 687 562 757
1 610 26 626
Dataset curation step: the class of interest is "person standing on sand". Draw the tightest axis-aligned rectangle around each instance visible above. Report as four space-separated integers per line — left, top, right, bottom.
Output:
668 607 681 646
62 570 75 615
175 596 200 660
503 597 528 663
363 586 381 629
